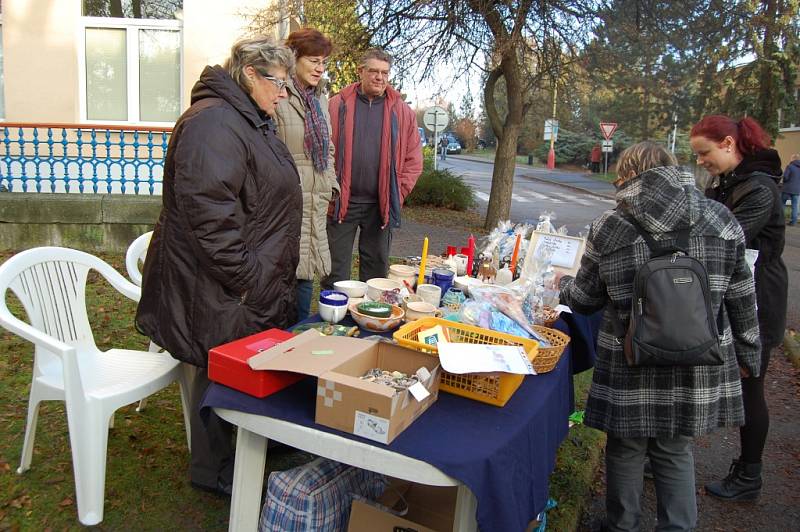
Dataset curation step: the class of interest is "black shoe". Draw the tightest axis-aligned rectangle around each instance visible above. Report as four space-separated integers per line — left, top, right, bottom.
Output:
705 459 762 501
190 478 233 498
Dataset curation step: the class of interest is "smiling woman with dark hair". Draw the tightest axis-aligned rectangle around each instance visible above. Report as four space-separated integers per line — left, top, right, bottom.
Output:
691 114 787 502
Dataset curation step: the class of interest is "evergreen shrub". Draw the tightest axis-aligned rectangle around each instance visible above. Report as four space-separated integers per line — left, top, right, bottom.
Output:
406 168 477 211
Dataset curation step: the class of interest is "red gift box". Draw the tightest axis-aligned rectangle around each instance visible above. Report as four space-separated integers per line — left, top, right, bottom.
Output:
208 328 304 398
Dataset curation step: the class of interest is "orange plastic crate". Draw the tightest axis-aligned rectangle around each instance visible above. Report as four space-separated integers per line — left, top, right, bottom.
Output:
393 318 541 407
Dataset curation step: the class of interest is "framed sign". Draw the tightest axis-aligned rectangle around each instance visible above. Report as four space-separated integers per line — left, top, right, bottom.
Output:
521 231 586 277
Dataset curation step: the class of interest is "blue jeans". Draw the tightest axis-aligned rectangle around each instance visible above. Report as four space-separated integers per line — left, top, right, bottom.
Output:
782 193 798 225
295 279 314 322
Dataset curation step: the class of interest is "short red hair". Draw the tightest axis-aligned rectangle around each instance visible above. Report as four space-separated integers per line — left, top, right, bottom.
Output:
690 115 771 156
285 28 332 59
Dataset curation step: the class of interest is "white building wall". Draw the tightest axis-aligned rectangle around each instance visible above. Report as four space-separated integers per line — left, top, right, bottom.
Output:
1 0 280 124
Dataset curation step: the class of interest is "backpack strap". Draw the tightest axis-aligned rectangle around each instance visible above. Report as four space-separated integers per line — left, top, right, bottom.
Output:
623 214 690 255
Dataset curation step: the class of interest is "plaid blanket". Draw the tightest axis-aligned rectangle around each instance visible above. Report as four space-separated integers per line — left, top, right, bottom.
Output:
259 457 387 531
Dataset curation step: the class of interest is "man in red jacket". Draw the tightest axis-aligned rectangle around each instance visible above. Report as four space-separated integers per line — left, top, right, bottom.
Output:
323 49 423 288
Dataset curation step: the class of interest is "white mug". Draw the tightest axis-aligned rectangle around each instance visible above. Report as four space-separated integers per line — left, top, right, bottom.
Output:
416 284 442 307
405 301 443 322
454 254 469 276
319 301 347 323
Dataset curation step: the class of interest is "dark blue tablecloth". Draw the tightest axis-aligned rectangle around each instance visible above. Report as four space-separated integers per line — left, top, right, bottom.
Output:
201 316 596 532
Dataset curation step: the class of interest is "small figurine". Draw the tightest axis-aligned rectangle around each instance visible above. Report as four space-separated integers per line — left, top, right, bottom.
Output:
478 256 497 283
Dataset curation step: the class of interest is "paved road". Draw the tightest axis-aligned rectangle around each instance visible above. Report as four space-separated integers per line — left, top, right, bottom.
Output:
439 155 614 235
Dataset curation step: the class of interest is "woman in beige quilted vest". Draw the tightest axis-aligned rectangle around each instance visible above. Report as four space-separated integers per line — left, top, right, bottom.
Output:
275 28 340 320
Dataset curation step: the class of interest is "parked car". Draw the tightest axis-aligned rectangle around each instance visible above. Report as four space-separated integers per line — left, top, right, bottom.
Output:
418 127 428 147
446 141 462 155
477 139 488 149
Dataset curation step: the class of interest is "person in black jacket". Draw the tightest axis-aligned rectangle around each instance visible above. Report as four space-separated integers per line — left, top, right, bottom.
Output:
135 37 301 497
690 115 787 501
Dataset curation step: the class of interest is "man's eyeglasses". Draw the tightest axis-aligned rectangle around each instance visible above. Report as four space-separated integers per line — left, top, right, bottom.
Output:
305 57 329 69
256 71 287 91
365 68 390 79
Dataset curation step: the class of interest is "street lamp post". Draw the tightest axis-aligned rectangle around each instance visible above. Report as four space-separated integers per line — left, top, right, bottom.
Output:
546 83 558 170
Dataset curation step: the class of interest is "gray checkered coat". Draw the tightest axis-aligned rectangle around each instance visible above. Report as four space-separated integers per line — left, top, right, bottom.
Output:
560 166 761 438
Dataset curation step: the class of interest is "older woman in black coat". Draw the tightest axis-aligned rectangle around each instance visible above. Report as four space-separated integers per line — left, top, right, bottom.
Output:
136 37 300 496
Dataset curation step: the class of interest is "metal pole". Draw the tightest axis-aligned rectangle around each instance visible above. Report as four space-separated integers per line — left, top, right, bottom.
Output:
604 151 608 175
670 113 678 153
433 127 439 171
546 84 558 170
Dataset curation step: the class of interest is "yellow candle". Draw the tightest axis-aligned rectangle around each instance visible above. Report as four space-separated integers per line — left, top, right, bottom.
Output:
417 237 429 286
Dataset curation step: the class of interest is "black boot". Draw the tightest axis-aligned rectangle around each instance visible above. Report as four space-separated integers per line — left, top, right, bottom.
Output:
705 459 762 501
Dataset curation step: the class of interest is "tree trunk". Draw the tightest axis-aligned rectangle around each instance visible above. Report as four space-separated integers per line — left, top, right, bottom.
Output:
485 124 520 230
483 58 525 231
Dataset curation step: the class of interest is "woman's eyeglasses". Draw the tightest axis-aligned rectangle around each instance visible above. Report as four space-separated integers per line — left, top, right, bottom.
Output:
305 57 329 69
256 71 288 91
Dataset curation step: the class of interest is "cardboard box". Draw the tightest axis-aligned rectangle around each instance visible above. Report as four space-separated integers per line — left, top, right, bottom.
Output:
208 328 304 398
249 330 441 444
347 481 456 532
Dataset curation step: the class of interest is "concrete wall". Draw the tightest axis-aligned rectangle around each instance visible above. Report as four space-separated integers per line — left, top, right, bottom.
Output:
776 130 800 164
0 193 161 253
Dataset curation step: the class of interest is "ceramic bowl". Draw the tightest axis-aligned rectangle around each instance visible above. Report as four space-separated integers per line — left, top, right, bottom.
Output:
365 277 403 302
453 275 484 296
333 280 368 299
318 290 349 307
349 302 405 332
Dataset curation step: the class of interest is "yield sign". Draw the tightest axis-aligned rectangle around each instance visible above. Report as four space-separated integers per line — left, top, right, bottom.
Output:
600 122 618 140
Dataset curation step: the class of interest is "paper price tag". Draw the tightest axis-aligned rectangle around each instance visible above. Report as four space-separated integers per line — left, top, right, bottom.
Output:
408 382 431 402
353 411 390 444
415 366 432 384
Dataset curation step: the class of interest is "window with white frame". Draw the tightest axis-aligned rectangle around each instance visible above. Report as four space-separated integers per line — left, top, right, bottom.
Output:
82 1 182 123
779 87 800 131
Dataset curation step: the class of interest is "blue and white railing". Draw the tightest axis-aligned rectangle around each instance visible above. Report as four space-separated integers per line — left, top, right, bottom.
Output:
0 123 172 195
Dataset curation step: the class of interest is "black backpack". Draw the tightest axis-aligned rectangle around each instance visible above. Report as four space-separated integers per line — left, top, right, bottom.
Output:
613 216 724 367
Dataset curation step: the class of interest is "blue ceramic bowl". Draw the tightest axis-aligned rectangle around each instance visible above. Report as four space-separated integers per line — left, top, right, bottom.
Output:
319 290 349 307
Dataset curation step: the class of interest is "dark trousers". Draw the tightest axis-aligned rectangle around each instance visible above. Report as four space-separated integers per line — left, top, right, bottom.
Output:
740 345 772 463
182 363 234 488
295 279 314 322
322 202 392 290
605 435 697 532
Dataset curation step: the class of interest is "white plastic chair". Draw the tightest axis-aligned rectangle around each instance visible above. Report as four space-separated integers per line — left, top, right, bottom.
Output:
125 231 158 411
0 247 190 526
125 230 152 288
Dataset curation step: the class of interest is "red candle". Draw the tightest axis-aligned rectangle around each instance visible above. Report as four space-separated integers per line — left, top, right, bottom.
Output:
465 234 475 277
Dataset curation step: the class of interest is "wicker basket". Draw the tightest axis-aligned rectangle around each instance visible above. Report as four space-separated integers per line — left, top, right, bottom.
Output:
530 325 570 373
394 318 568 406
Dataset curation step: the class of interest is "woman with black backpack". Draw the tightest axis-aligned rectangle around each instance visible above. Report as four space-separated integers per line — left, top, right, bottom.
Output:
559 142 760 531
690 115 788 501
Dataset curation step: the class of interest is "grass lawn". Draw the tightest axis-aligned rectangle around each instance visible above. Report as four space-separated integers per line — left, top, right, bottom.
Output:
0 249 601 530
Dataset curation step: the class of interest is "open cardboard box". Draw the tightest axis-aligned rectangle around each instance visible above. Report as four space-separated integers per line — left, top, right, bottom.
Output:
249 330 441 444
348 479 456 532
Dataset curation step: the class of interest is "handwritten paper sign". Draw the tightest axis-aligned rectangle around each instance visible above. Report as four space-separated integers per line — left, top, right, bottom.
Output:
534 234 581 268
523 231 586 277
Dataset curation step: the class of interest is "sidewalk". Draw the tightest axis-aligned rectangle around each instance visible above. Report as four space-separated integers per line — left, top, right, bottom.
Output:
579 348 800 531
451 154 617 199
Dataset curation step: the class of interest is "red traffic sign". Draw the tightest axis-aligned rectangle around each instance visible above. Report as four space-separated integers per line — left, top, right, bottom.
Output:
600 122 618 140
